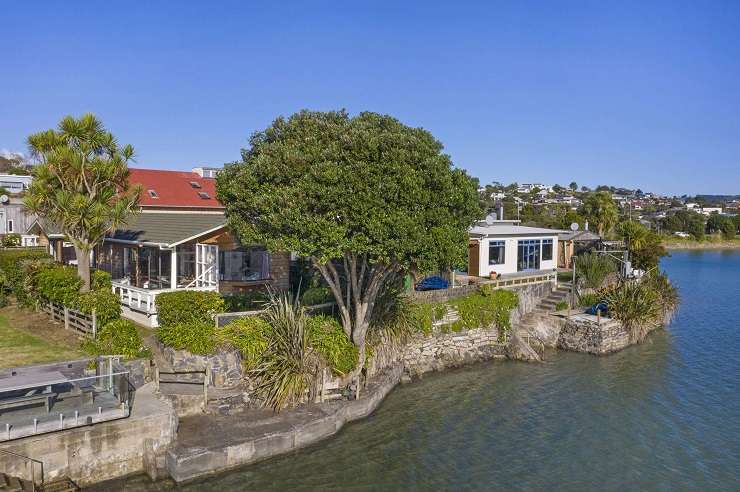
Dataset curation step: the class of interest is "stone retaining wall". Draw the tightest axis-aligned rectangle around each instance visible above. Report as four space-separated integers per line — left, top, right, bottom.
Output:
161 344 242 389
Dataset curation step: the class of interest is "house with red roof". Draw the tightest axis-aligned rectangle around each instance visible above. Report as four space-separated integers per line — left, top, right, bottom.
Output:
28 167 290 327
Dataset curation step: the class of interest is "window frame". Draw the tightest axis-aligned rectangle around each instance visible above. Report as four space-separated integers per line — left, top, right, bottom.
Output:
488 240 506 265
542 238 553 261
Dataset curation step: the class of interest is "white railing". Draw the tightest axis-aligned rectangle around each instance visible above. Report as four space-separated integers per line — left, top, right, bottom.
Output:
111 282 218 314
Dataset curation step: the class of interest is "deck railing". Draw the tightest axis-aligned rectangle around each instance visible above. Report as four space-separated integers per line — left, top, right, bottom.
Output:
482 270 557 289
111 282 218 314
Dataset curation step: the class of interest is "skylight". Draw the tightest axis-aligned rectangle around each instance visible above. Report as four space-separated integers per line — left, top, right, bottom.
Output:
198 192 211 199
189 181 202 189
148 190 159 198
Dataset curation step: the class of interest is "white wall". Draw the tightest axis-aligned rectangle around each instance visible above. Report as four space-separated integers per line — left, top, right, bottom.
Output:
476 235 558 277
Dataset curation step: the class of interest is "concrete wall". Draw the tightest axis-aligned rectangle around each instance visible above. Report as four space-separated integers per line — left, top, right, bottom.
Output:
0 384 176 487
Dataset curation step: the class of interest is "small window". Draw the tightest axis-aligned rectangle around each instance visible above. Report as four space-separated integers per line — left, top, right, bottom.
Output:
198 192 211 199
488 240 505 265
7 220 13 233
190 181 202 189
542 239 553 261
148 190 159 198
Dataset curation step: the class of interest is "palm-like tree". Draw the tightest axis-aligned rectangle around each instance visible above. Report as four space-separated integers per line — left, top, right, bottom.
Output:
618 220 649 251
579 191 619 236
24 114 140 291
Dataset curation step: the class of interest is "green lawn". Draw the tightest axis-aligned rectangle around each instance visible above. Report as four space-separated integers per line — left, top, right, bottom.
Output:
0 314 84 368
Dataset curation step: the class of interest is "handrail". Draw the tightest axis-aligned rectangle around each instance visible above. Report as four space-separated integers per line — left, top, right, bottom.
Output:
185 264 216 289
0 449 44 488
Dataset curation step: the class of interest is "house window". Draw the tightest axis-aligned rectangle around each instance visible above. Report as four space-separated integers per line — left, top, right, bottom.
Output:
6 220 13 233
542 239 553 261
488 240 505 265
190 181 202 189
148 190 159 198
517 239 541 271
219 247 271 282
198 192 211 199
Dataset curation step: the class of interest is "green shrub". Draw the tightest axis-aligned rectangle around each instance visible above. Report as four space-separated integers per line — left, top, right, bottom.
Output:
34 266 81 305
308 315 358 376
578 292 600 307
158 321 216 355
555 300 569 311
576 252 616 289
156 290 225 327
1 234 21 248
75 289 121 326
216 317 272 370
222 291 268 312
91 269 112 290
449 287 518 341
301 286 333 306
83 319 148 359
603 280 662 343
0 249 52 302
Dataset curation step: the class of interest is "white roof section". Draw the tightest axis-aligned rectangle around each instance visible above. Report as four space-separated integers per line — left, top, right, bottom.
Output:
470 222 564 238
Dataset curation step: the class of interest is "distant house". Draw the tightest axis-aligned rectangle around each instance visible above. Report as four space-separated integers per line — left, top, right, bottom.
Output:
700 207 722 216
29 167 290 327
0 196 39 246
468 220 559 278
0 174 32 194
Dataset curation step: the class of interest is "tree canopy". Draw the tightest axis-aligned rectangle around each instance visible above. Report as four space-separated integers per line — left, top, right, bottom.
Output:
578 191 619 236
24 114 140 291
217 110 481 377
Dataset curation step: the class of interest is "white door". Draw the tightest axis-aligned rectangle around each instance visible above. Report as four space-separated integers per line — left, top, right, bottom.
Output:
195 243 219 288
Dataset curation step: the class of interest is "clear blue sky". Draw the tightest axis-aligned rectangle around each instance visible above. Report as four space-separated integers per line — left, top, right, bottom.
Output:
3 1 739 195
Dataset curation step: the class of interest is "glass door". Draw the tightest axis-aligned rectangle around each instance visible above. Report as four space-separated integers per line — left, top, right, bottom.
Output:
517 240 541 271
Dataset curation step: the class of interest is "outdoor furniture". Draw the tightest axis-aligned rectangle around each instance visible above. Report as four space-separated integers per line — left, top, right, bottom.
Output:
0 371 69 415
415 276 449 291
0 393 55 415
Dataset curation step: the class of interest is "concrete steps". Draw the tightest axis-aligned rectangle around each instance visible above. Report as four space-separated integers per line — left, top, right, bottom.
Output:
0 473 33 492
535 284 572 312
39 478 79 492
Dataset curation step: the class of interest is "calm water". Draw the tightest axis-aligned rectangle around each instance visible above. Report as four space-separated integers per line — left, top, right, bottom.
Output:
102 251 740 491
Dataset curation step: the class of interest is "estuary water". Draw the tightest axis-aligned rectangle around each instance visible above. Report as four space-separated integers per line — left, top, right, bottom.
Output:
103 250 740 491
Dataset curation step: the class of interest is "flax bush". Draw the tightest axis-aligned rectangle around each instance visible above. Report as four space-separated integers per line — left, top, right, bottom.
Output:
576 252 616 290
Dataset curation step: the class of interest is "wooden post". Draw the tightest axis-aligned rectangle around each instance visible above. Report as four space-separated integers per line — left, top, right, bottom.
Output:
92 310 97 338
597 308 601 325
204 364 210 410
63 306 69 330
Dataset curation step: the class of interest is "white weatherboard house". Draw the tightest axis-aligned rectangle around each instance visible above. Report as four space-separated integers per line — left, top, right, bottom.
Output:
468 220 560 277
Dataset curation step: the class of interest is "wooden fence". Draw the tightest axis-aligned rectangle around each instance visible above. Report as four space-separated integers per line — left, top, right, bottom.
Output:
40 301 97 337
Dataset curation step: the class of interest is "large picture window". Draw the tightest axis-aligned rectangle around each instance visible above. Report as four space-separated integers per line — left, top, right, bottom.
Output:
488 240 505 265
219 247 271 282
542 239 553 261
517 239 541 271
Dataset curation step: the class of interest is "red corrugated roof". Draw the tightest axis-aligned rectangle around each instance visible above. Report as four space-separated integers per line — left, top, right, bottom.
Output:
129 168 224 208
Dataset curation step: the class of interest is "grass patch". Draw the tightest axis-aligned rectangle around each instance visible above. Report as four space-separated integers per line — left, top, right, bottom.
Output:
0 314 83 368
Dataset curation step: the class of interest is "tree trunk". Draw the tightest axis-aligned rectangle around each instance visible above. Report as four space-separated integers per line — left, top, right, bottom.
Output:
74 245 92 292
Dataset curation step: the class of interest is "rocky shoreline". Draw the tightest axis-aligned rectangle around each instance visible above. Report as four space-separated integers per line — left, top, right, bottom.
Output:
663 240 740 250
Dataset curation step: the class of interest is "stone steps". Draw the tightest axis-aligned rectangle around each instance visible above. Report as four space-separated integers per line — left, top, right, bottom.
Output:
39 478 79 492
0 473 33 492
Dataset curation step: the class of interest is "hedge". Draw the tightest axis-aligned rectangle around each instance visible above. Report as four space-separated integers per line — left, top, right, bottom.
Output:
156 290 225 327
82 319 148 359
308 315 358 376
216 317 272 370
158 321 216 355
0 249 53 303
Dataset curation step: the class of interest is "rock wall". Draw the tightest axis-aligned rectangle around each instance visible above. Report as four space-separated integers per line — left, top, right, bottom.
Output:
556 316 628 354
161 344 242 389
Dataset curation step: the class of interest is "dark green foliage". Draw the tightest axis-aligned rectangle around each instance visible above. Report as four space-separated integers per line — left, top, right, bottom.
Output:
34 266 82 305
301 287 333 306
308 315 358 376
578 292 600 307
216 317 272 370
630 233 668 271
251 291 319 411
0 249 52 302
82 319 148 359
448 286 518 340
1 234 21 248
555 300 569 311
157 322 216 355
74 288 121 326
222 291 269 312
603 281 662 343
156 290 225 327
576 252 616 289
91 269 112 290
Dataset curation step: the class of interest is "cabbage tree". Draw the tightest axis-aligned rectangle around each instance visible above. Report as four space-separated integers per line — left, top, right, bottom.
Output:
24 114 140 291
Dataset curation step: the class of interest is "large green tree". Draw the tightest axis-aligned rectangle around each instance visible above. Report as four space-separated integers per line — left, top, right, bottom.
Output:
24 114 140 291
217 110 481 377
578 191 619 236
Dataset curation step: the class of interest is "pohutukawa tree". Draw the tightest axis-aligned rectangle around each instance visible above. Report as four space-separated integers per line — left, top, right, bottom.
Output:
217 110 481 378
24 114 140 292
